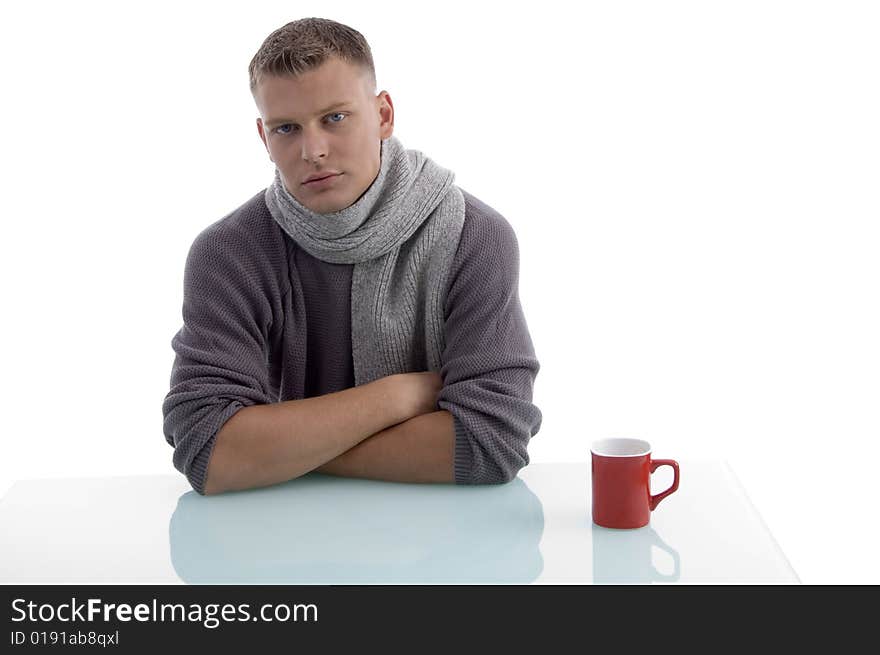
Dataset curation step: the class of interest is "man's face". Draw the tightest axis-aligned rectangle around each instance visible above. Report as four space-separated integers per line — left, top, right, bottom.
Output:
254 56 394 214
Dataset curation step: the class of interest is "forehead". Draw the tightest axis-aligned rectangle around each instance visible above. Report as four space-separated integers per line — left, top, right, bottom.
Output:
255 57 369 116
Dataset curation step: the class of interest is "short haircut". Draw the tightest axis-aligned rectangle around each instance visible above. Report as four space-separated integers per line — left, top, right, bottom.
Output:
248 17 377 97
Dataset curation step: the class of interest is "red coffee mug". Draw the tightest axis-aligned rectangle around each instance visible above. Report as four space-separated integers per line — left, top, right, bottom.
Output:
591 438 680 529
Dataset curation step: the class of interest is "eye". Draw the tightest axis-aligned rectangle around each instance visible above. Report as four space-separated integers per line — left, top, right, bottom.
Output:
272 113 347 135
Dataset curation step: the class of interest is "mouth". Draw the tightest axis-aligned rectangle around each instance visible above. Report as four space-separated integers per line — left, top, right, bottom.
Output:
303 173 342 186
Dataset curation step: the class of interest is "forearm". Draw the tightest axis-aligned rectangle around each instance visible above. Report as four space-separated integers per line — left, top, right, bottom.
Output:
204 375 407 495
315 410 455 483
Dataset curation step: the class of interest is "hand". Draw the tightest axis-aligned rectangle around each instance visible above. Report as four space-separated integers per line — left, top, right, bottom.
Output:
387 371 444 421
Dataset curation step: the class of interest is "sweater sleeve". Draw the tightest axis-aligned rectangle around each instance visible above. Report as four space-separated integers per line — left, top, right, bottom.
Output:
437 195 542 484
162 222 279 495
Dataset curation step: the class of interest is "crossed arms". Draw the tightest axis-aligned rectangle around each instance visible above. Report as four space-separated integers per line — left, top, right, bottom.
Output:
203 372 455 495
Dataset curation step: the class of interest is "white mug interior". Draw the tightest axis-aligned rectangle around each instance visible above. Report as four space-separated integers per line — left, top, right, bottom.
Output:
591 438 651 457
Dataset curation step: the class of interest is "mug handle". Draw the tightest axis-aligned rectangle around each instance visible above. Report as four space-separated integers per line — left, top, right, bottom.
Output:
649 459 680 511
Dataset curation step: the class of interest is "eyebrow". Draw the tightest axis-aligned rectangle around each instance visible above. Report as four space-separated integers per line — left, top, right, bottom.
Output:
265 102 354 128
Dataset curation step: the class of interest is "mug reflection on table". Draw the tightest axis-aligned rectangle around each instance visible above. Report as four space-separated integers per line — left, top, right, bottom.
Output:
591 523 681 583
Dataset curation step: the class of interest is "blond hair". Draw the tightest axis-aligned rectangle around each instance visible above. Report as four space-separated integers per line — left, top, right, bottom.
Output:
248 17 376 96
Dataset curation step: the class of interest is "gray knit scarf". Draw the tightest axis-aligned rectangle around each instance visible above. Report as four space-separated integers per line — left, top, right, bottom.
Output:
263 135 465 386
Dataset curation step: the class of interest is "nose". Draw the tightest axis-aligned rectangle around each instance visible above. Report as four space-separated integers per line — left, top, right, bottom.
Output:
300 130 328 163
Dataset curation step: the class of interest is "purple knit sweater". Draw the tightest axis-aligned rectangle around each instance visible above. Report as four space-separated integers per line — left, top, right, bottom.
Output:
162 186 542 494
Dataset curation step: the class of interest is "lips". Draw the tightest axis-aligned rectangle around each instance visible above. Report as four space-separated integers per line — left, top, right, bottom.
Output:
304 173 340 184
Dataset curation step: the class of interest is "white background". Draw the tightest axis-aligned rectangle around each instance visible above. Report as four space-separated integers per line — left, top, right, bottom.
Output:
1 0 877 583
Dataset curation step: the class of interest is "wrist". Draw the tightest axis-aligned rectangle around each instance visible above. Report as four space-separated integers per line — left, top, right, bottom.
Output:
370 373 408 426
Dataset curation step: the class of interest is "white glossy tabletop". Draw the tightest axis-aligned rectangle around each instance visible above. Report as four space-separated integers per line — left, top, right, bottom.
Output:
0 460 798 584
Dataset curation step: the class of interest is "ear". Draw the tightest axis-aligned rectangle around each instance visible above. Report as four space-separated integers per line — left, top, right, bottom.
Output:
256 117 274 161
377 91 394 139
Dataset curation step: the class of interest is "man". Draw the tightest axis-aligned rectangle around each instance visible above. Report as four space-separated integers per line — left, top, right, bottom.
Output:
162 17 542 495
